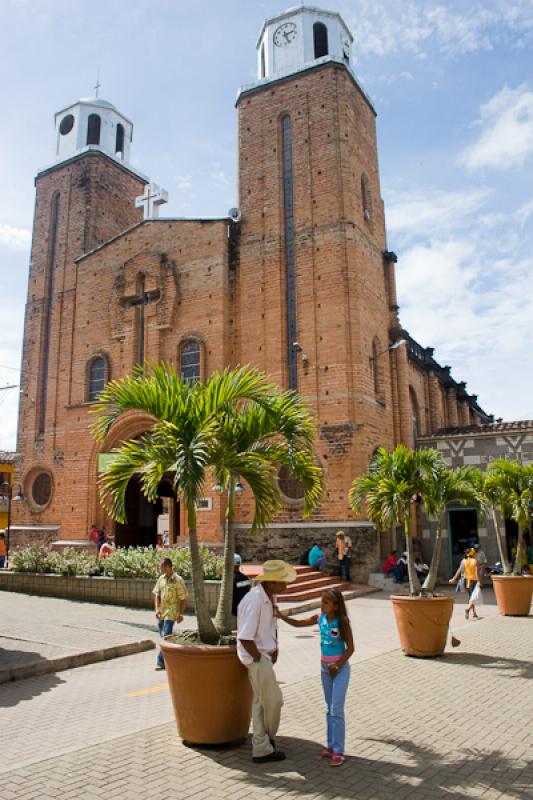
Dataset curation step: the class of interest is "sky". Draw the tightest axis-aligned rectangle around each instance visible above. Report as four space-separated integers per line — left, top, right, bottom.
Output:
0 0 532 450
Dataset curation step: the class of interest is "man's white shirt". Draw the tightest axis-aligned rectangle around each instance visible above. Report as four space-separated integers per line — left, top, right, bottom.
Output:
237 584 278 665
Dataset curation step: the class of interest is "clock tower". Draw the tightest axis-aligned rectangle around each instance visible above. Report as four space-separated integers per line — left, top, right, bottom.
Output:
235 5 398 546
256 6 352 79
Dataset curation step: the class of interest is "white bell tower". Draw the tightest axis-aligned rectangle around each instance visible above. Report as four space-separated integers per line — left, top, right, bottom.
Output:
256 5 353 81
54 97 134 164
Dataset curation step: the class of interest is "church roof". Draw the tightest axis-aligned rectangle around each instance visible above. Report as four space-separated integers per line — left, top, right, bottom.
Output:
420 419 533 439
54 97 133 127
78 97 117 110
0 451 18 464
75 217 231 263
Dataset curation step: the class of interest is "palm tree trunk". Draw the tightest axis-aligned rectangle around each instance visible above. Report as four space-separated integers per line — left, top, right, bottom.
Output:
187 504 219 644
513 527 527 576
491 508 512 575
214 476 236 636
423 513 444 593
405 518 421 596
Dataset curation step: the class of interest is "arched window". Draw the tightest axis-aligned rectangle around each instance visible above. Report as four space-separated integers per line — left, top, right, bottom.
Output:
361 173 373 221
88 355 108 401
180 340 201 385
313 22 328 58
260 44 266 78
115 123 125 156
87 114 101 145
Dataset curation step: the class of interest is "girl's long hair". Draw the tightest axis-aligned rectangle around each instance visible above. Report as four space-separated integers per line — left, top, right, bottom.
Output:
323 588 351 643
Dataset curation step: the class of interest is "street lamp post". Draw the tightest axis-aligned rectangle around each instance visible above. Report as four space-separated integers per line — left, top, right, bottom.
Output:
368 338 407 364
0 481 25 568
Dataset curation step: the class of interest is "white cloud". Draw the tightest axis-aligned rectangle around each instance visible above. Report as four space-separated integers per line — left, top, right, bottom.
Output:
386 187 491 242
517 198 533 226
209 169 229 188
175 174 193 191
388 180 533 419
460 84 533 170
0 224 31 250
346 1 533 59
397 234 533 419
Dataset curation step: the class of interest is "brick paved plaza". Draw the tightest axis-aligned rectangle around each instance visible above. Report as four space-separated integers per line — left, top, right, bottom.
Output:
1 590 532 799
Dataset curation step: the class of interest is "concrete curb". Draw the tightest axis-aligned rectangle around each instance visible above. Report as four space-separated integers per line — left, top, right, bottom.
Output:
0 639 156 685
283 586 380 616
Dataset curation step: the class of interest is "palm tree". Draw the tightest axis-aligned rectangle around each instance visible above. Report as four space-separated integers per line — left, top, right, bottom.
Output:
421 465 480 592
483 460 533 576
349 445 442 595
92 364 322 644
212 393 322 635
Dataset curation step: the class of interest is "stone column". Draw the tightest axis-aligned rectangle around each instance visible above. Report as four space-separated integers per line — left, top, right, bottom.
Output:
447 388 459 428
428 372 444 433
395 341 412 445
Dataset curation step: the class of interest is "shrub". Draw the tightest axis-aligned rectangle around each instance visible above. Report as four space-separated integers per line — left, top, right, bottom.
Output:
10 545 222 581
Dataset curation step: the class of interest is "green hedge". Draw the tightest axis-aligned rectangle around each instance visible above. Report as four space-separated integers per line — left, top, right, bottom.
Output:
10 545 223 581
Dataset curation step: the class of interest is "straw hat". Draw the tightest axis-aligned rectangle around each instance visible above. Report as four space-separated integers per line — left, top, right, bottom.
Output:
254 560 297 584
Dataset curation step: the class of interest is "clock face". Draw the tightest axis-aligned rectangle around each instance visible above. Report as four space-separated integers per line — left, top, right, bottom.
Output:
273 22 298 47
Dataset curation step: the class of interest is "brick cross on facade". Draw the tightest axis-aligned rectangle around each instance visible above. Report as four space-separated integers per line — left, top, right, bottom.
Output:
122 276 161 365
135 182 169 219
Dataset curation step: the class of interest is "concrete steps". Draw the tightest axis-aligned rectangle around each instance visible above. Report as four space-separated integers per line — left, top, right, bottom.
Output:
241 563 371 604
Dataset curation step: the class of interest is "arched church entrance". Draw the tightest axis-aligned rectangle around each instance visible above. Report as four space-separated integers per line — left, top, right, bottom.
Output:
114 477 180 548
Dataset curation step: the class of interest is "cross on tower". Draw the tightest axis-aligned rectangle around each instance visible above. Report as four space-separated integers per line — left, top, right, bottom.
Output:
135 183 169 219
122 277 161 365
94 76 101 97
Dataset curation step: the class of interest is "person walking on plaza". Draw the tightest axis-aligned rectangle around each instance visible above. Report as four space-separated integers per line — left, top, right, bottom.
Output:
279 588 354 766
237 559 296 763
335 531 351 582
153 557 187 671
232 553 251 627
450 548 480 619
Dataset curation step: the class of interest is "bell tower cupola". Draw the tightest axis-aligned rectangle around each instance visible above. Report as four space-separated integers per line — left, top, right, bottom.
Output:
256 5 353 80
54 97 133 164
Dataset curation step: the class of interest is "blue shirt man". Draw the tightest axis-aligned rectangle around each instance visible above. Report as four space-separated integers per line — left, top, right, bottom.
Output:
308 544 327 572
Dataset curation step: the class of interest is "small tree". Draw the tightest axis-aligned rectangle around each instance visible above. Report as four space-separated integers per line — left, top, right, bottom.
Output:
421 464 480 592
349 444 442 595
92 364 322 644
483 460 533 576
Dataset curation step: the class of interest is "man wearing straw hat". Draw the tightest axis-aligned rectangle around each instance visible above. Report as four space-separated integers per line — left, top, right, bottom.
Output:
237 559 297 763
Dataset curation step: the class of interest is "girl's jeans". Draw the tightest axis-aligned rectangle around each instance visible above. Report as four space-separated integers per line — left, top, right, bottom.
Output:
156 618 175 667
320 661 351 754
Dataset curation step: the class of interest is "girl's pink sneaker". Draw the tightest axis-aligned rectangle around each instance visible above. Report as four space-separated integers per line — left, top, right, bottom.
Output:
318 748 333 759
330 754 345 767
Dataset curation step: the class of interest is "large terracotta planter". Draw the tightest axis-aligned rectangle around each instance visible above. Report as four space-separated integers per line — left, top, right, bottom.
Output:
492 575 533 616
391 595 454 657
160 638 253 745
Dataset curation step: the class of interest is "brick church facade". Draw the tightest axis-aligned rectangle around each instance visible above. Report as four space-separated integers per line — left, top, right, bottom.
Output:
12 6 491 572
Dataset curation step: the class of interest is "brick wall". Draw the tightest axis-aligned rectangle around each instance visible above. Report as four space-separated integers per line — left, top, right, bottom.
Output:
235 61 395 527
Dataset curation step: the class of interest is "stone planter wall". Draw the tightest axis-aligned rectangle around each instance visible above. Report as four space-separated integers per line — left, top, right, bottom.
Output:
0 571 221 615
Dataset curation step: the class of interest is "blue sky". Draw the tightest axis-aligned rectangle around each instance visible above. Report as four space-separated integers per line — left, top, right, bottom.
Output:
1 0 532 449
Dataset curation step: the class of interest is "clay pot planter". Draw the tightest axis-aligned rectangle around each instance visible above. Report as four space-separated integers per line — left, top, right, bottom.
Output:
491 575 533 616
160 638 253 746
391 594 454 658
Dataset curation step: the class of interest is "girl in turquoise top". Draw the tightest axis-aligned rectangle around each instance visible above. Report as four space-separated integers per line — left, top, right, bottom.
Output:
279 588 354 766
